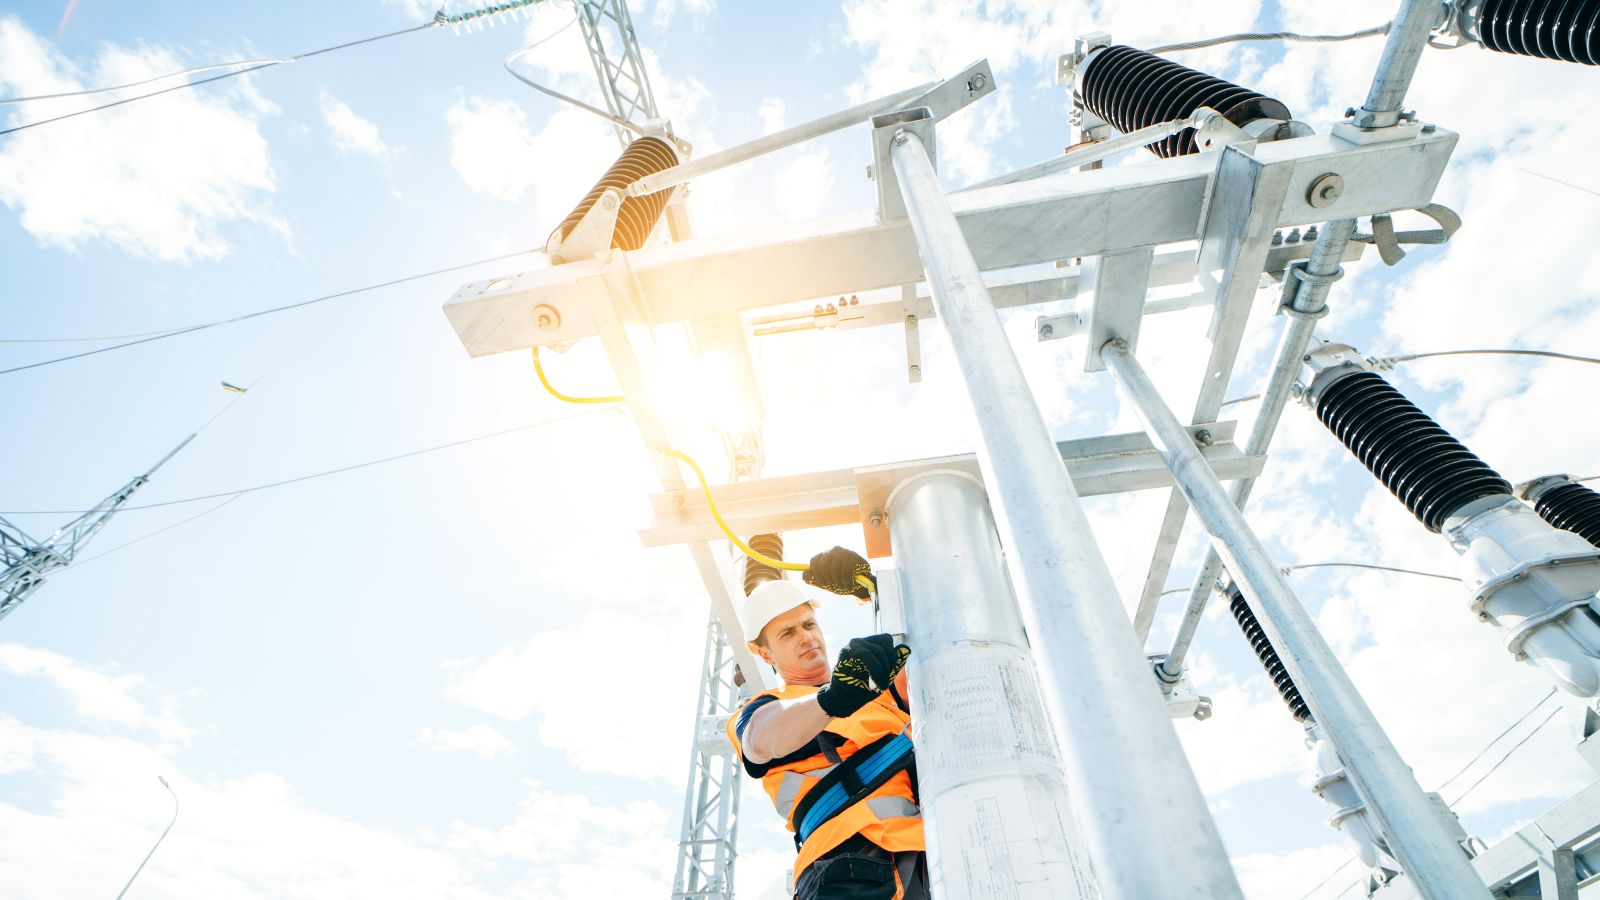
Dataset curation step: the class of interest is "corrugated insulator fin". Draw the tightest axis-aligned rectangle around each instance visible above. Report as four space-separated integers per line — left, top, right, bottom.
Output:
1227 583 1313 723
1314 371 1512 532
1078 44 1292 158
1475 0 1600 65
552 136 679 253
1534 482 1600 547
742 533 786 596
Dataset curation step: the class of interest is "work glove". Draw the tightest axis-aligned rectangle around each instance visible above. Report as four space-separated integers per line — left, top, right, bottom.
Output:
803 546 876 599
816 634 912 718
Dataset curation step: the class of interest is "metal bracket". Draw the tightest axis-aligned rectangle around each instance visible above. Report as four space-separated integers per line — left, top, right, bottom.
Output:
1148 654 1213 720
901 58 995 123
547 188 623 264
870 107 937 222
1081 246 1156 372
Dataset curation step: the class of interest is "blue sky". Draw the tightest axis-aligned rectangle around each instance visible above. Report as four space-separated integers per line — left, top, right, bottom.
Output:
3 1 1600 897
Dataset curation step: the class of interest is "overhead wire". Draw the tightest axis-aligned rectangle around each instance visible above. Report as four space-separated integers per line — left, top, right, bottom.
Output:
0 249 541 373
1435 688 1558 794
0 58 289 105
1218 347 1600 408
0 408 610 516
1282 562 1460 582
1450 704 1564 807
0 21 438 137
503 18 647 135
1148 23 1390 54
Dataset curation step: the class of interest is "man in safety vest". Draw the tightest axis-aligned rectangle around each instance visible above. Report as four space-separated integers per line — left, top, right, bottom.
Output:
726 546 927 899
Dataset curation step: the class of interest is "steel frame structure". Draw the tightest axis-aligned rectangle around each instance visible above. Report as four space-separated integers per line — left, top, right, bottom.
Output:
437 1 1571 895
575 0 659 146
0 436 192 624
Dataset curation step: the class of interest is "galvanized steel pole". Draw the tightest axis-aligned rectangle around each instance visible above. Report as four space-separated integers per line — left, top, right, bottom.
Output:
888 471 1098 899
1162 219 1355 677
1359 0 1443 128
1100 341 1490 900
888 130 1243 899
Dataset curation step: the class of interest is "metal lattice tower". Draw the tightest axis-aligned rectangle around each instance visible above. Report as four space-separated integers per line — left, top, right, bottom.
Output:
672 610 744 899
575 0 660 147
0 435 193 623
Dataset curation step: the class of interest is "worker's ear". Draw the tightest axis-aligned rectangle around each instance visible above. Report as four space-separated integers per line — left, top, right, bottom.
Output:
748 641 773 667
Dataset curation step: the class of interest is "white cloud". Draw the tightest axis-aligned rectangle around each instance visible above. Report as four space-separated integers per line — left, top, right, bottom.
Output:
0 17 283 262
771 148 835 221
441 610 700 782
444 97 619 223
417 723 517 759
317 90 398 160
756 96 785 135
0 643 194 744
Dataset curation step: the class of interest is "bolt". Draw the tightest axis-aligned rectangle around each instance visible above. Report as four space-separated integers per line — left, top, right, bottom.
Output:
908 364 921 379
850 295 859 305
600 194 618 210
1287 227 1301 243
1420 122 1437 133
892 128 908 146
1039 323 1054 339
1194 429 1214 447
869 512 884 528
534 304 561 332
1305 224 1319 241
1271 230 1283 246
968 73 987 92
1344 107 1357 118
1320 184 1338 200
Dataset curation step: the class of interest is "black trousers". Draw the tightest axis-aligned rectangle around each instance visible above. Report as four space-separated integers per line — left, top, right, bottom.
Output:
794 835 929 900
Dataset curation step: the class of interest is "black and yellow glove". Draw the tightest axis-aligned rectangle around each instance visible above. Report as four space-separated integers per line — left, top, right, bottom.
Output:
816 634 912 718
803 546 876 599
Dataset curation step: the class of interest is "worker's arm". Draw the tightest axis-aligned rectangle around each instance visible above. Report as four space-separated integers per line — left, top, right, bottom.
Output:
742 694 832 765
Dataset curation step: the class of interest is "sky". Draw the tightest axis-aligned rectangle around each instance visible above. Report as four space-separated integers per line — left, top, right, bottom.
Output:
2 0 1599 897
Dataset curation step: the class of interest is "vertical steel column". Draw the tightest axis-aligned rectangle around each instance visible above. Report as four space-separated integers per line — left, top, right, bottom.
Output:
1099 342 1489 899
888 471 1098 899
1161 220 1355 677
887 130 1243 898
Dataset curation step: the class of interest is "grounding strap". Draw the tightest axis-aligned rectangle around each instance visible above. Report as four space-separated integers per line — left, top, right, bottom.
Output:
791 730 917 850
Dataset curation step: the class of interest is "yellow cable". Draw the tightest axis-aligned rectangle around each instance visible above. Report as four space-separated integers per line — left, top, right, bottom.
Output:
663 447 875 599
531 346 624 404
529 342 872 597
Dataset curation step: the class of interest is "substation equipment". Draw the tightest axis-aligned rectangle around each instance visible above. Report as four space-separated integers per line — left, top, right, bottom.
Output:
440 0 1600 896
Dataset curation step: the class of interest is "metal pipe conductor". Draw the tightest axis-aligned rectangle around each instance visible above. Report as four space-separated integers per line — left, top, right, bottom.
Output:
886 126 1244 898
1098 340 1491 900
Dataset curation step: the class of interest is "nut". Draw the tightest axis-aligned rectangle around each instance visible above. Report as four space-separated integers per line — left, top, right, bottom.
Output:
1194 429 1214 447
534 304 561 332
1039 323 1055 339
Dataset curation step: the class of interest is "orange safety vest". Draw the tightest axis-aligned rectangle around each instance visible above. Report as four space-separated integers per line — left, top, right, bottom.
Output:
725 684 924 885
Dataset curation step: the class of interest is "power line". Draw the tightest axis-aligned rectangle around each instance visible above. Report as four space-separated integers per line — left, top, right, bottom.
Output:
1298 855 1357 900
0 250 539 374
1450 705 1564 807
1148 23 1389 54
1518 167 1600 200
1282 562 1460 582
0 407 613 516
1435 688 1557 794
0 22 436 137
1375 348 1600 367
68 494 244 569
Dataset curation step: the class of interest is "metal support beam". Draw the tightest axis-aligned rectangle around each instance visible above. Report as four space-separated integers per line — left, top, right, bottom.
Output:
889 471 1097 898
889 128 1243 898
1359 0 1444 128
1100 340 1489 900
1162 219 1355 677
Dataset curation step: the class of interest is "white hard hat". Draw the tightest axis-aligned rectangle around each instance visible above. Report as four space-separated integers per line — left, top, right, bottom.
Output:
742 580 818 644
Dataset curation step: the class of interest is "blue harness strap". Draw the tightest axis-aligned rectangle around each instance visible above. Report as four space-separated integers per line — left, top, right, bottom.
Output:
791 731 917 849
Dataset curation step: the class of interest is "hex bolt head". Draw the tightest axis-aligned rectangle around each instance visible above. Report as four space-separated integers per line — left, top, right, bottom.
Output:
869 511 885 528
1039 323 1054 339
1194 429 1214 447
968 73 987 93
892 129 908 146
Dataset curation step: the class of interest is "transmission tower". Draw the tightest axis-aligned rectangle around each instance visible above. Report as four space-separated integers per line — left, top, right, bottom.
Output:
574 0 660 147
0 435 194 623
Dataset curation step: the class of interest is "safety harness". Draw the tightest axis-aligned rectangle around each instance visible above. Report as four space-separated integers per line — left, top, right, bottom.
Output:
790 729 918 850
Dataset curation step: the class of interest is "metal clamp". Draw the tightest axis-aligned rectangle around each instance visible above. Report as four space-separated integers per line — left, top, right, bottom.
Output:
1279 259 1344 313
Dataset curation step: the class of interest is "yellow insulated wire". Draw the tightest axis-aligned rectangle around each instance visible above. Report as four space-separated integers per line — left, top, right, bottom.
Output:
531 346 624 404
528 343 873 597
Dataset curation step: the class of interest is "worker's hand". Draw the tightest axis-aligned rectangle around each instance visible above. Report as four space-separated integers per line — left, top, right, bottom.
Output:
816 635 911 718
803 546 876 599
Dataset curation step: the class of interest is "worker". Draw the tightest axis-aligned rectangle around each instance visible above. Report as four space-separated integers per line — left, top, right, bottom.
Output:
726 546 926 899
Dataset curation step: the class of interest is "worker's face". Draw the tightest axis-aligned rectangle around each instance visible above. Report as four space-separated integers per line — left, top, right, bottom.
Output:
751 604 829 684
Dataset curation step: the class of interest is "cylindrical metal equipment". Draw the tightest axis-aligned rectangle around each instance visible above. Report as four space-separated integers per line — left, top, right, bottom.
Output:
1076 44 1292 157
1310 370 1513 532
1474 0 1600 65
1100 340 1491 899
1359 0 1446 126
888 130 1245 899
1525 477 1600 547
551 135 679 252
888 471 1098 900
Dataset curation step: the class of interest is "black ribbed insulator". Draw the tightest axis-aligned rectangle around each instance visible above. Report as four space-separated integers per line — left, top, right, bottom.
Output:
1476 0 1600 65
743 533 786 596
1078 44 1293 158
552 136 678 252
1315 371 1513 532
1227 583 1313 723
1535 481 1600 547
